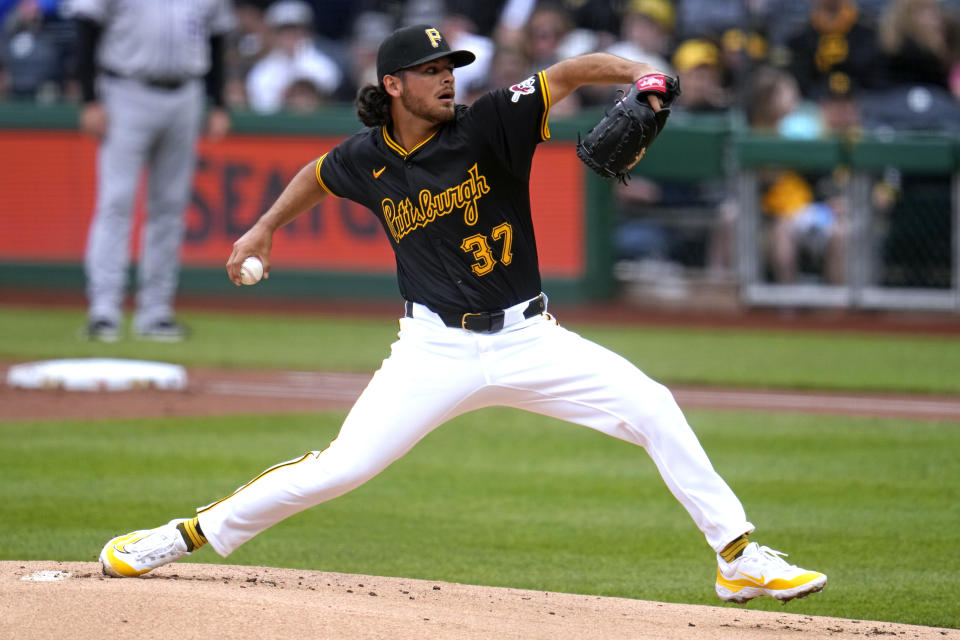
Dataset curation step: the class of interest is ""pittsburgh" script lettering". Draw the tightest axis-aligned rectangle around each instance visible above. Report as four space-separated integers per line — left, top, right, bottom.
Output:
381 164 489 242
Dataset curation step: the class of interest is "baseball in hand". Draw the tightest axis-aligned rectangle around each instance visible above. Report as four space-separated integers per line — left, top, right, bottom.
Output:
240 256 264 285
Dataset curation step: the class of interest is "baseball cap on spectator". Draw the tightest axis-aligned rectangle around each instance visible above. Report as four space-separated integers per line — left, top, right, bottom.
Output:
265 0 313 28
722 28 767 62
672 39 720 74
625 0 675 31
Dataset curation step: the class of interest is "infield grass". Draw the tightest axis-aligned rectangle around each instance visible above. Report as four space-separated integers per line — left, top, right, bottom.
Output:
1 305 959 393
1 409 957 629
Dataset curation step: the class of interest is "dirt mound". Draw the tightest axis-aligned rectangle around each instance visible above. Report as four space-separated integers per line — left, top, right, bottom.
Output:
2 561 955 639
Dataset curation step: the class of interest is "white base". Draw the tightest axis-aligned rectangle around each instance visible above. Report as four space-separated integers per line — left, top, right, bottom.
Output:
6 358 187 391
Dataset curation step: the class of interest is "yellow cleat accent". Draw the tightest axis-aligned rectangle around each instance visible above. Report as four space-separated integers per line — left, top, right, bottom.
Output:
99 519 192 578
716 543 827 604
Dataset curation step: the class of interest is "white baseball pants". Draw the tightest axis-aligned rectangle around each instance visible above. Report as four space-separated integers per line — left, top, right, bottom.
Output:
198 296 753 556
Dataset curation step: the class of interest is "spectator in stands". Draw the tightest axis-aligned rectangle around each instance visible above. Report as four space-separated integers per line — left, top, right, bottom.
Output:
224 0 270 109
246 0 340 114
523 2 573 71
282 75 326 112
336 10 393 102
301 0 365 46
463 0 537 49
521 3 581 116
440 11 495 97
0 0 74 101
445 0 514 38
606 0 675 74
817 77 861 140
522 0 621 44
871 1 957 288
716 24 770 105
778 0 884 101
878 0 960 93
671 38 729 112
748 66 804 133
613 32 732 276
674 0 752 42
463 44 532 104
744 67 848 285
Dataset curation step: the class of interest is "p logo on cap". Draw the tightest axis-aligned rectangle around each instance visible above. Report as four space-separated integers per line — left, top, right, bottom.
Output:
375 24 476 83
425 28 442 48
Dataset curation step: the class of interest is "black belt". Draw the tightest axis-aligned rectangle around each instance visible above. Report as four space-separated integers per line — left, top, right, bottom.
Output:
405 294 546 333
101 68 191 91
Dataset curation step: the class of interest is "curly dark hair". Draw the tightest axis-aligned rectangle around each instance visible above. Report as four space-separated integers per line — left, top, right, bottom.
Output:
356 84 391 127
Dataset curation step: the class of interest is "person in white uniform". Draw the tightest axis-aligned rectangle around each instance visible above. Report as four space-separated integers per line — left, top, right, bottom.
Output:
98 24 827 606
73 0 235 342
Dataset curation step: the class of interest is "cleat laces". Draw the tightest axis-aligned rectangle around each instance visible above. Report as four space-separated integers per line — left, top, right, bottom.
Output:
756 545 790 565
125 531 185 564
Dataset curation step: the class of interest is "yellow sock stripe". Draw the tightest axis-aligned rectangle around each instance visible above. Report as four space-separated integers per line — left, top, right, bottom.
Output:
177 521 198 550
182 518 205 548
191 518 207 544
720 536 749 562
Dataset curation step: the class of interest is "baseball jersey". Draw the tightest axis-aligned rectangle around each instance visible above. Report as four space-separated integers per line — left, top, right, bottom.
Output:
69 0 235 80
317 72 553 314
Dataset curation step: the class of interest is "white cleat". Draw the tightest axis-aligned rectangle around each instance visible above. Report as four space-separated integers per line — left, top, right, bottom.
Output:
99 518 191 578
716 542 827 604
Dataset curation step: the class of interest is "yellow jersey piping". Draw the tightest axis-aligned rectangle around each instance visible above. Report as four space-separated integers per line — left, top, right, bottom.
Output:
382 126 437 158
197 453 314 515
538 70 552 141
315 154 337 196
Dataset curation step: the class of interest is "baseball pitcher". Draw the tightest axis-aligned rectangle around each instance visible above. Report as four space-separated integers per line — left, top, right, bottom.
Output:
99 24 827 606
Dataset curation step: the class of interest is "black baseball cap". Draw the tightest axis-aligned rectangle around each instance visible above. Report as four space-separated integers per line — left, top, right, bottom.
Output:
376 24 476 84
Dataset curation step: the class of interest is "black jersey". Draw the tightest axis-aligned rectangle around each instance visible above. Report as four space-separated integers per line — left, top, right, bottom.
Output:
316 71 553 315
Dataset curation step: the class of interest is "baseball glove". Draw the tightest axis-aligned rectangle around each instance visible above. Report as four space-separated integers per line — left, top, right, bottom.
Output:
576 74 681 183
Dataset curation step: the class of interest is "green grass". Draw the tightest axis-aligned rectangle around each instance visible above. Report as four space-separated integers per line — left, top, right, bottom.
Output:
1 409 957 629
2 305 959 393
2 304 959 628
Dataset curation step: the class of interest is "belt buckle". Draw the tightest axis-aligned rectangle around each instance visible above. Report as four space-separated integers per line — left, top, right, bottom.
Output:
461 312 480 331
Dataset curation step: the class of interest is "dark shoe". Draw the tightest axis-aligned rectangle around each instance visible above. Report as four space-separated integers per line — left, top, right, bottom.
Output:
84 318 120 343
134 319 188 343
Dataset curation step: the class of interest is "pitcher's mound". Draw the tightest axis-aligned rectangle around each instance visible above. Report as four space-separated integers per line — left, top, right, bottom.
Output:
1 561 954 639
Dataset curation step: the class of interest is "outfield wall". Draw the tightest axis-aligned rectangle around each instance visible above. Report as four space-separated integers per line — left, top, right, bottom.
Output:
0 103 615 303
0 103 957 310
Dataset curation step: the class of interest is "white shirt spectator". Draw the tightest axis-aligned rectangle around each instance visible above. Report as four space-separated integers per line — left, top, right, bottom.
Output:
246 40 341 113
245 0 341 113
450 30 494 94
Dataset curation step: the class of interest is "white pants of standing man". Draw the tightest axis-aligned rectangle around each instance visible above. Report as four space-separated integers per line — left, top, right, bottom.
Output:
84 75 203 331
197 297 754 557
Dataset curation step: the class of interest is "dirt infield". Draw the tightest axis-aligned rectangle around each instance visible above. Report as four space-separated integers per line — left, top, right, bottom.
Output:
3 561 957 640
4 364 960 423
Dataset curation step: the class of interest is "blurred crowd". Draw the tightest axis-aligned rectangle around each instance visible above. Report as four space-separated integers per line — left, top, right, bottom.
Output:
3 0 958 289
3 0 960 133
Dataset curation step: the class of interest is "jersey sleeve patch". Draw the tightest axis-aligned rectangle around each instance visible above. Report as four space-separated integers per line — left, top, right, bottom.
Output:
508 76 538 102
505 71 551 142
